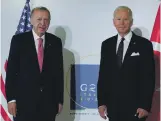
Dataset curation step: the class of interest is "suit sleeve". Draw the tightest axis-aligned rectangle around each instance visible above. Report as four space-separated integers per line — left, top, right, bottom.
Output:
97 41 108 107
139 41 155 112
5 35 20 102
56 38 64 105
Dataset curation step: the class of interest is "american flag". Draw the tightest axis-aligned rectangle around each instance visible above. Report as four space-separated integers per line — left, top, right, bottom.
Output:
15 0 32 34
0 0 32 120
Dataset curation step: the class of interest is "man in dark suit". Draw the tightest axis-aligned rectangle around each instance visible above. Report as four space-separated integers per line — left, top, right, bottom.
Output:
5 6 64 121
97 6 155 121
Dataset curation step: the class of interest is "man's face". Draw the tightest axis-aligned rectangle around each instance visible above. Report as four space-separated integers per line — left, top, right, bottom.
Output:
31 10 50 37
113 9 133 36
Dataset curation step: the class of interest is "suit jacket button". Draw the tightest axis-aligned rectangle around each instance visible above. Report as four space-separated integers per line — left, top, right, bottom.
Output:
40 88 43 92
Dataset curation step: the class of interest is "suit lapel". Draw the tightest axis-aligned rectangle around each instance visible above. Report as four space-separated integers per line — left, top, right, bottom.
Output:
27 31 40 73
42 33 50 71
112 35 118 56
43 32 49 57
110 35 118 67
123 33 137 64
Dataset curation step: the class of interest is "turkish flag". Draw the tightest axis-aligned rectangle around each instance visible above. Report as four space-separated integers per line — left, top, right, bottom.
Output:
146 4 160 121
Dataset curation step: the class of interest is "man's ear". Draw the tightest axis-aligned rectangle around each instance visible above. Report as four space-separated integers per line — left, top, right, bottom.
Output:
131 19 133 26
30 17 33 25
113 19 116 26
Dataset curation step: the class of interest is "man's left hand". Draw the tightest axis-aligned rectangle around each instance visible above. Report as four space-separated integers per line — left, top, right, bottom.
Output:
136 108 149 118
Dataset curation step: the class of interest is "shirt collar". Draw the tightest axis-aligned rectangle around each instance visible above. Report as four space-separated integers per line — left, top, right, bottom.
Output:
32 29 45 41
118 31 132 42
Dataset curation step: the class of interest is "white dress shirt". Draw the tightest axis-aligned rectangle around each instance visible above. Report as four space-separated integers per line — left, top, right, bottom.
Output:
116 31 132 61
32 29 45 52
9 30 45 103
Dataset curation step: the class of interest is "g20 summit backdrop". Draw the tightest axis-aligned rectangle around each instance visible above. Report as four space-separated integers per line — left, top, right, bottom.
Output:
1 0 160 121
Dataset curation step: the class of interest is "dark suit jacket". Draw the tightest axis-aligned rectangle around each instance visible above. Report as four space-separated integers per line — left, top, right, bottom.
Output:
97 33 155 117
5 31 64 120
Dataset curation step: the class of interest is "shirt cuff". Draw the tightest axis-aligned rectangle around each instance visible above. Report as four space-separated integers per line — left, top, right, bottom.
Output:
98 105 107 109
8 100 16 103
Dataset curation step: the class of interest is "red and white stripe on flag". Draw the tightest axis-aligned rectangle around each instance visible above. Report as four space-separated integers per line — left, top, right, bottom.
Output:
1 60 12 121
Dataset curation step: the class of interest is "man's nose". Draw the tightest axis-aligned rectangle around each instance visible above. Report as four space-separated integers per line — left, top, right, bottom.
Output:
40 20 45 25
120 20 124 25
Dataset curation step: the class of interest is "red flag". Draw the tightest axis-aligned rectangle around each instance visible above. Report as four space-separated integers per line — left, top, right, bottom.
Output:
146 4 160 121
151 5 160 46
151 4 160 91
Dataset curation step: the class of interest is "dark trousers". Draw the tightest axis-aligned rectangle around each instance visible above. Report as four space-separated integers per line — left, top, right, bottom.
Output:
14 101 56 121
108 109 146 121
14 113 56 121
109 117 146 121
108 99 146 121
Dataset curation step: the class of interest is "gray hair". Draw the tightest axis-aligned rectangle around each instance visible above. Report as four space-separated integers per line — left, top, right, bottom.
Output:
113 6 133 21
31 6 51 20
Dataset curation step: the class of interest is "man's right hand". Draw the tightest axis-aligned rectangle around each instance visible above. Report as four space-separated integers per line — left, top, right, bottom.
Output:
8 102 17 117
98 105 107 120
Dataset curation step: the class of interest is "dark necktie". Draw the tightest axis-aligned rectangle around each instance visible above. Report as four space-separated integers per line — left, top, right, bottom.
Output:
117 38 125 67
